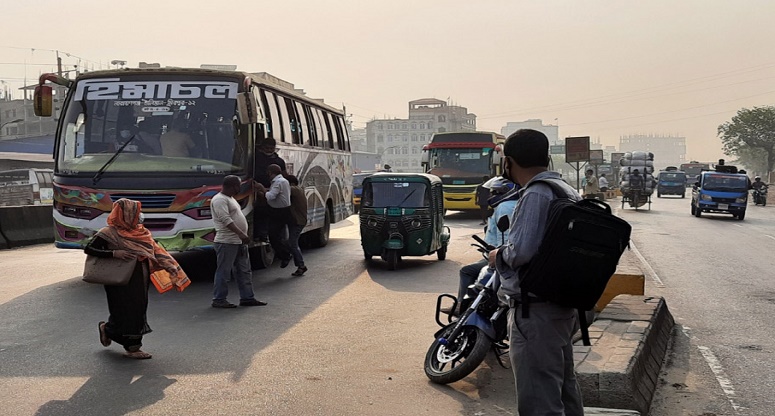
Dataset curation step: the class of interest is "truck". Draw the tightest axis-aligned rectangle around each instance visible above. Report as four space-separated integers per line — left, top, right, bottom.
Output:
690 163 748 220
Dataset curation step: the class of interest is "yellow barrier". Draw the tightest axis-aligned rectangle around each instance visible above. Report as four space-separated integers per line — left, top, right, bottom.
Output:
595 250 645 312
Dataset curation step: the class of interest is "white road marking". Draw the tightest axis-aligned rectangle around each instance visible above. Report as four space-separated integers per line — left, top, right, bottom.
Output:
698 346 746 412
765 235 775 241
734 224 744 228
682 326 746 412
630 241 665 288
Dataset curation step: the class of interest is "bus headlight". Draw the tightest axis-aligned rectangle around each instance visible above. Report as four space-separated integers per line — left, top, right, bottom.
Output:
54 202 102 220
182 207 212 220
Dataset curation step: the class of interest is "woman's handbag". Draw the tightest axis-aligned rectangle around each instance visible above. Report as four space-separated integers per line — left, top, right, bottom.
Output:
82 255 136 285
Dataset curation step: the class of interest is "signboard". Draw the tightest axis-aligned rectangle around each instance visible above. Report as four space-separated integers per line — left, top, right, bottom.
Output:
611 152 625 167
589 149 604 164
597 164 613 175
565 136 590 163
550 145 565 155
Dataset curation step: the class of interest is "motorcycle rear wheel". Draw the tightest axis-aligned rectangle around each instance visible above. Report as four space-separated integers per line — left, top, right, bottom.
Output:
424 324 492 384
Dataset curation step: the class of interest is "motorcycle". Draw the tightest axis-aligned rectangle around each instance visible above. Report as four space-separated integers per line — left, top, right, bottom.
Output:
753 185 768 206
424 234 510 384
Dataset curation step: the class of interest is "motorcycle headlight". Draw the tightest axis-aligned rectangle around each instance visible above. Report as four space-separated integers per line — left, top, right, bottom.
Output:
736 197 747 203
701 194 712 201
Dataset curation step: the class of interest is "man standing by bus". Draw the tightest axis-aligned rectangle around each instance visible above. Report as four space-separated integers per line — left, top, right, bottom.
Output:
254 138 287 240
254 164 293 268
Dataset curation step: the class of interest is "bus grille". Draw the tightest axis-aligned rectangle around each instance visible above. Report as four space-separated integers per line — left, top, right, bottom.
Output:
142 218 177 232
110 194 176 209
443 185 477 194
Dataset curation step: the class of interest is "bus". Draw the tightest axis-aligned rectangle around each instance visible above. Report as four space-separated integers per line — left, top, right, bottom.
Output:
0 168 54 205
420 131 504 210
34 68 352 268
679 161 710 185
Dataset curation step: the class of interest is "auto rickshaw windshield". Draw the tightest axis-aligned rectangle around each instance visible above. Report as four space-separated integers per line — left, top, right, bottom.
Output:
363 182 429 207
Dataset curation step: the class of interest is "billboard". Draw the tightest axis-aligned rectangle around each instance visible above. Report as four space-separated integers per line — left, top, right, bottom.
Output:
589 149 604 164
550 145 566 155
611 152 625 167
565 136 590 163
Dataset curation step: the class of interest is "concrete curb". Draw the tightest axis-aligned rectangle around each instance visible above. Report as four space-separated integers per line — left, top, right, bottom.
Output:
0 205 54 248
575 295 674 415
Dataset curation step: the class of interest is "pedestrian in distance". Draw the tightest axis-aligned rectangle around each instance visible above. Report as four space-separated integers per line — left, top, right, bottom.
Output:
254 164 294 268
476 175 492 225
598 173 609 193
85 198 190 359
583 168 598 198
211 175 267 308
488 129 584 415
287 175 308 276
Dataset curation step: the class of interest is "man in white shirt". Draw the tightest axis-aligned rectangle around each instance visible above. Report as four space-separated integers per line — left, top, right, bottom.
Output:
211 175 266 308
254 164 293 268
598 174 609 192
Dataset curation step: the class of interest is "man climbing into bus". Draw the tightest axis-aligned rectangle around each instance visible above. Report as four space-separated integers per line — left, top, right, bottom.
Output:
253 138 287 240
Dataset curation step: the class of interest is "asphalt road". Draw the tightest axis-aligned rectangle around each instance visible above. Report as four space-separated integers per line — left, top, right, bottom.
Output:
2 196 772 416
0 212 517 416
619 194 775 416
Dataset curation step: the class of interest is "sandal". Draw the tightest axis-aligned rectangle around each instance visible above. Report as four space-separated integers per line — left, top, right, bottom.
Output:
123 350 153 359
98 321 111 347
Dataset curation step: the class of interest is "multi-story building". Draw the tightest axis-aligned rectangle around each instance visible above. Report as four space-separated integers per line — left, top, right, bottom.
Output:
0 98 58 142
619 134 686 170
501 119 559 143
365 98 476 173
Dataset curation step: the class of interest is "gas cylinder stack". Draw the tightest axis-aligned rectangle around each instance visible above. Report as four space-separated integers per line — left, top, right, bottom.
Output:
619 151 655 195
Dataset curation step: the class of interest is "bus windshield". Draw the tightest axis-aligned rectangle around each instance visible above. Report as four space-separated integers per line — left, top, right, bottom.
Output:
427 148 492 179
57 75 247 175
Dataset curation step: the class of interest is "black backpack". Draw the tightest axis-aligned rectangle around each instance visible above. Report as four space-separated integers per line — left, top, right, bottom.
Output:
518 179 632 344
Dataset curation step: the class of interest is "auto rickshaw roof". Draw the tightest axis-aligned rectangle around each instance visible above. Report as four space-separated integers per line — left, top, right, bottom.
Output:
363 172 442 185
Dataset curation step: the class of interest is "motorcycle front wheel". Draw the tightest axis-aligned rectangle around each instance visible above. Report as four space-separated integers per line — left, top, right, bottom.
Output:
424 324 492 384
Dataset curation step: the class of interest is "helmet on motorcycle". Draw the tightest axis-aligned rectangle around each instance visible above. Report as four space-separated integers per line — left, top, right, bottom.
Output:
755 176 761 181
482 176 515 195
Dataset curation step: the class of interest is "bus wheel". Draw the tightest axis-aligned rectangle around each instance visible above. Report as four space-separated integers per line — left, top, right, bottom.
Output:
249 243 274 270
310 208 331 248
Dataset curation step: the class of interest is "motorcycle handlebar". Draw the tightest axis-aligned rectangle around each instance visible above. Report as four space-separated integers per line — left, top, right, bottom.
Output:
471 234 496 251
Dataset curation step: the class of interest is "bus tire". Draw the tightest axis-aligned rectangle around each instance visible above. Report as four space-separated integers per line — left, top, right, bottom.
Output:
310 207 331 248
249 243 274 270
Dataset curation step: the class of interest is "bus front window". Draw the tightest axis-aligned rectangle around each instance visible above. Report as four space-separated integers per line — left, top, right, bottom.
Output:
57 76 247 175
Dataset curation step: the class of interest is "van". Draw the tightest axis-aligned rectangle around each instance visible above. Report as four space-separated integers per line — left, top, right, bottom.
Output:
0 168 54 205
656 170 687 198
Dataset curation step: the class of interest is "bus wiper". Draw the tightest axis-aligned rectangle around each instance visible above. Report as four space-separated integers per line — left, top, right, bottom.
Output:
397 188 417 207
93 135 137 185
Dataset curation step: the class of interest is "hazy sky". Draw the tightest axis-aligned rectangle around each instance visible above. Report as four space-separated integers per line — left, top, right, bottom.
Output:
3 0 775 162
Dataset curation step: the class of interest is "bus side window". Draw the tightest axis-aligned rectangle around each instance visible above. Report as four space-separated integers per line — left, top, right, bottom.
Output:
282 96 301 145
302 104 318 147
335 115 350 151
319 110 334 149
261 90 283 143
326 113 340 150
293 101 308 146
274 93 292 144
311 109 327 148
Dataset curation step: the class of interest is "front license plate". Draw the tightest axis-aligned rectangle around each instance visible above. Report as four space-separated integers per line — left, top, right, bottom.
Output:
718 203 729 210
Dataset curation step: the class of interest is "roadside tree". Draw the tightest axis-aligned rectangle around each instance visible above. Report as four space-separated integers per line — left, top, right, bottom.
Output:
718 106 775 180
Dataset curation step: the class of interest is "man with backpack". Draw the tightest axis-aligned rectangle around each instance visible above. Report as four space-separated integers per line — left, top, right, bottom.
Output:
488 129 585 416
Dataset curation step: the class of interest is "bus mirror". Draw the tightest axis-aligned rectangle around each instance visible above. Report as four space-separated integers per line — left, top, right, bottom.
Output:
34 85 53 117
236 92 258 125
420 148 430 165
491 149 502 166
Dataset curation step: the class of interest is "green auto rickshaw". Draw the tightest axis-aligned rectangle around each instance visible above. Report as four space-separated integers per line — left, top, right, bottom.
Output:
359 173 450 270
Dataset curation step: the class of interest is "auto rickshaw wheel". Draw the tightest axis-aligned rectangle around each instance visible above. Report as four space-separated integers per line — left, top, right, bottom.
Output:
437 244 447 261
386 249 399 270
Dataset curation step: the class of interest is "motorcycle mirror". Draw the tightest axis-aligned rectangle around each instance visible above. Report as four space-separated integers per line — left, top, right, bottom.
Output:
496 215 510 232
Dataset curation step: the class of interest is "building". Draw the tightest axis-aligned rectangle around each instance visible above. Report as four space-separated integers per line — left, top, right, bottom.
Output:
365 98 476 173
619 134 686 170
0 98 57 142
501 119 559 143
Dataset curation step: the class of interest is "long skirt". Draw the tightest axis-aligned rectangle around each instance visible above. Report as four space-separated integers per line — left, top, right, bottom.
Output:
104 260 152 351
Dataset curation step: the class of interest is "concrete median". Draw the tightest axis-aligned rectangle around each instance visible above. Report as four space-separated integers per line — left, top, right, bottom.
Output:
0 205 54 248
575 295 675 415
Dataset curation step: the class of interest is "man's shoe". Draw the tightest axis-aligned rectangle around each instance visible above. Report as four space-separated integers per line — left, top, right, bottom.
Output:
280 258 291 268
239 299 268 306
291 266 308 277
212 301 237 309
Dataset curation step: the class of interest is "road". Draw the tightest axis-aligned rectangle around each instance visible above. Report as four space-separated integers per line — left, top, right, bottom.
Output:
1 196 773 415
619 194 775 415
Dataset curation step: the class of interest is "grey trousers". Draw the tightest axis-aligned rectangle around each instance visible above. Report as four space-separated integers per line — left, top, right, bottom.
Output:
508 302 584 416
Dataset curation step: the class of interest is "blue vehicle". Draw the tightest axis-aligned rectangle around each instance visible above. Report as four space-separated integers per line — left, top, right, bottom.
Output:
656 170 687 198
691 169 749 220
352 172 373 213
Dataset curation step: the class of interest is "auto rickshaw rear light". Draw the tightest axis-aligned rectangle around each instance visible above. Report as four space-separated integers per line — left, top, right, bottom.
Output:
411 219 421 228
368 219 378 228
